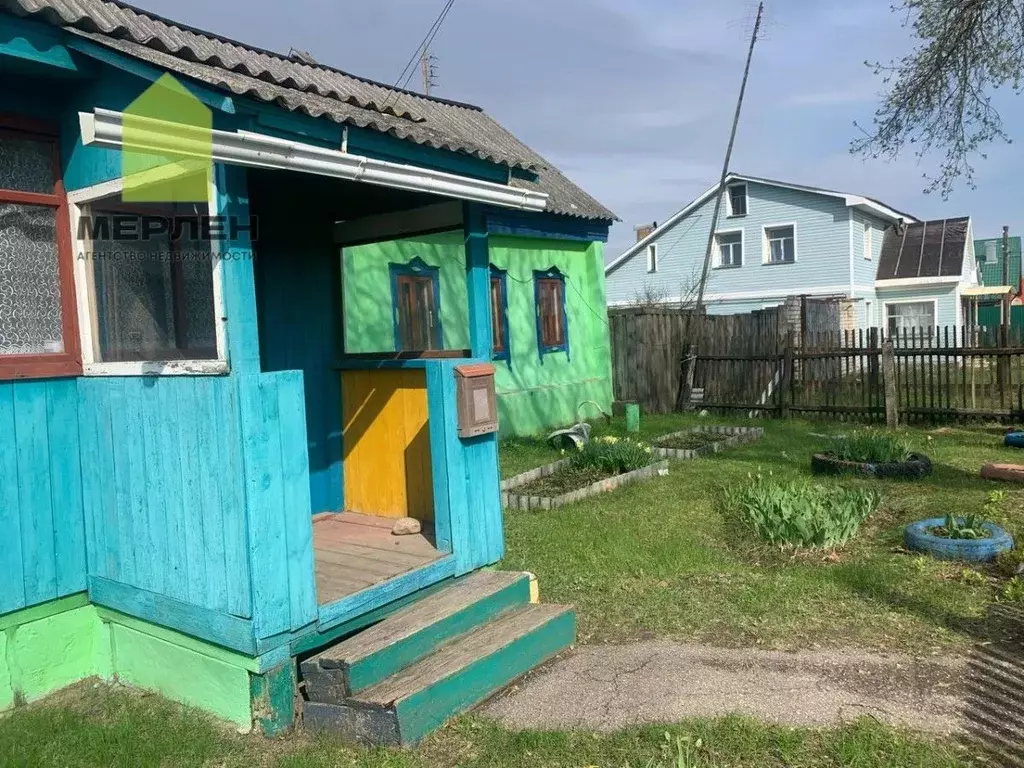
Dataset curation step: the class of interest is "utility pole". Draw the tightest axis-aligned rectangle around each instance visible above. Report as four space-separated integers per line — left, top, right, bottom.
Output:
1003 225 1011 329
420 48 438 96
678 2 764 410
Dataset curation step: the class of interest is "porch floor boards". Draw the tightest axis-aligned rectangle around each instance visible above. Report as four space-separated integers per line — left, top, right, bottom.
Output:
313 513 441 606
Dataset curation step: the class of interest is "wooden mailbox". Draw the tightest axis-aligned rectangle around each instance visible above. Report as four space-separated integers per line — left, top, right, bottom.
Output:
455 363 498 438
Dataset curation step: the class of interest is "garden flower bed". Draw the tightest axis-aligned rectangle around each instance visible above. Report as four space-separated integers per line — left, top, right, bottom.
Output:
652 426 763 460
501 435 668 510
810 430 932 479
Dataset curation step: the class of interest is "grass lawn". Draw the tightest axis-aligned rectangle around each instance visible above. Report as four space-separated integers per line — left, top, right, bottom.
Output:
500 415 1024 651
0 685 984 767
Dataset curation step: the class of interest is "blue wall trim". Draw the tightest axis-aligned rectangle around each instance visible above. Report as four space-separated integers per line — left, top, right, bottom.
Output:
0 13 82 73
463 202 493 360
89 575 257 654
389 256 444 351
486 207 610 243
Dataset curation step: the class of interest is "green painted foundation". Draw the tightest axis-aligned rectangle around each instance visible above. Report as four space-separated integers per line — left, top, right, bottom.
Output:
0 595 295 733
343 231 613 435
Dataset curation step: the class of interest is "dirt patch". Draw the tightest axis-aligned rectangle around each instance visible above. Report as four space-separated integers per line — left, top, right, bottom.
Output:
513 467 616 496
656 431 723 450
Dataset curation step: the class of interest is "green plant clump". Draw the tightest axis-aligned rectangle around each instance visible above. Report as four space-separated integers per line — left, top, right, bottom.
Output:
928 513 992 540
824 430 912 464
728 472 880 548
1002 577 1024 604
570 435 653 475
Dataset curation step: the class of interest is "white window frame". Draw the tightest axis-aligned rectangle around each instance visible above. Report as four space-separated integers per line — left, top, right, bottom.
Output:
725 183 748 217
715 228 744 268
646 242 658 273
66 175 229 376
984 241 997 265
762 222 797 265
863 221 873 260
882 298 938 338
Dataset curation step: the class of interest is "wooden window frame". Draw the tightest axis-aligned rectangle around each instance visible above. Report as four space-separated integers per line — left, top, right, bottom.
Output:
389 257 442 353
67 176 229 376
490 266 510 362
0 115 82 380
534 267 569 358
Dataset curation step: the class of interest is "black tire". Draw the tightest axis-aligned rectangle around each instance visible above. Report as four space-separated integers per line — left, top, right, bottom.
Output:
810 452 932 480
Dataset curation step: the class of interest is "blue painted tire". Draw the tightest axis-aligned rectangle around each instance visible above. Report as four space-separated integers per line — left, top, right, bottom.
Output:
904 518 1014 562
1004 431 1024 448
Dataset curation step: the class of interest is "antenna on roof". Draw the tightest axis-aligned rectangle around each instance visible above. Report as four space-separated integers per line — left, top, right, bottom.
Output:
678 1 765 411
421 48 439 96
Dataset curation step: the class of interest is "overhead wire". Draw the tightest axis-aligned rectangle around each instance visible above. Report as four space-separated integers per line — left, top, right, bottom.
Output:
383 0 456 111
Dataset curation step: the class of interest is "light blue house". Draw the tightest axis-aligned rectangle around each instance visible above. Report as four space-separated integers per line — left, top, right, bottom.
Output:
606 173 926 328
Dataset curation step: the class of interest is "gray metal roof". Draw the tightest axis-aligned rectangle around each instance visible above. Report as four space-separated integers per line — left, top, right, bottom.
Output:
2 0 616 221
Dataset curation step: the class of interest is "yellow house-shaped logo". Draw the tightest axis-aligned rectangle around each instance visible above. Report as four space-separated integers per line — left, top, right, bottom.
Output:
122 73 213 203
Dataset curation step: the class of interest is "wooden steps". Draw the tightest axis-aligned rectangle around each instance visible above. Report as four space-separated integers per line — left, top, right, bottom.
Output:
300 571 575 745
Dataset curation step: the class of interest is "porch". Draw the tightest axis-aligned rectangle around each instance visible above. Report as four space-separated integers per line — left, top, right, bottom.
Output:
313 513 442 605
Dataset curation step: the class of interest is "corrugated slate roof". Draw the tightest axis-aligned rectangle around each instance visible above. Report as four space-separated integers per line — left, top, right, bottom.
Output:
877 217 970 280
2 0 616 221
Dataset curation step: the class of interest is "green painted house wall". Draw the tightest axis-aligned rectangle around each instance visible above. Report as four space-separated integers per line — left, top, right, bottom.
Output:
343 231 613 435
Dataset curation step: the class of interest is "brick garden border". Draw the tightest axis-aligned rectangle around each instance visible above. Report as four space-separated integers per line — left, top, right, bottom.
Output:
652 426 764 460
501 458 670 511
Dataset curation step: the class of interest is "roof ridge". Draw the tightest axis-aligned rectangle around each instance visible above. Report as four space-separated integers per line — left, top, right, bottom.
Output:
9 0 486 113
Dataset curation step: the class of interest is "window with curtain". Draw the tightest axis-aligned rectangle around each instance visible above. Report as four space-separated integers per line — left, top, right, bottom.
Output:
0 121 80 379
886 301 935 337
84 197 217 363
765 225 795 264
716 231 743 267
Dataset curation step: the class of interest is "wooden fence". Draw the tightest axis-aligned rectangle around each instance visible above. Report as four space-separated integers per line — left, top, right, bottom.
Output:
695 326 1024 424
608 298 844 414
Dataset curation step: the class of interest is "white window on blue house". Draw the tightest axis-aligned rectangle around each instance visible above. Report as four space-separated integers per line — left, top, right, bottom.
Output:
863 222 872 260
764 225 795 264
716 231 743 268
886 300 935 336
726 183 747 216
647 243 658 273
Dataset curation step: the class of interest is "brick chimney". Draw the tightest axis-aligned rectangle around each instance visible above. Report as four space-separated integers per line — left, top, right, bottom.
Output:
635 221 657 242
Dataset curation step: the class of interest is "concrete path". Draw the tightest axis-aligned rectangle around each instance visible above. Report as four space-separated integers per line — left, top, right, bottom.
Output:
481 643 967 734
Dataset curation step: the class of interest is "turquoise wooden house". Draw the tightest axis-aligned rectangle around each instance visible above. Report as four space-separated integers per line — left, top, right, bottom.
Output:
0 0 614 743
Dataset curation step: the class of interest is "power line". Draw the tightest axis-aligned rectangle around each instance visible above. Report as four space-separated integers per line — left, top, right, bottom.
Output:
384 0 455 109
678 0 765 411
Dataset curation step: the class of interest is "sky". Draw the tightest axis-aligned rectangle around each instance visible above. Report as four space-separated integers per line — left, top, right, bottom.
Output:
129 0 1024 260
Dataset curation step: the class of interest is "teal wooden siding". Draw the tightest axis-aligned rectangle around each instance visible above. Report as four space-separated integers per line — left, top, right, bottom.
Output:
425 360 503 573
607 181 855 305
0 379 86 615
77 377 252 619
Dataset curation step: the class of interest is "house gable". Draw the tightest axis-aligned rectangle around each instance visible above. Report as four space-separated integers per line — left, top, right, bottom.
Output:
605 178 884 306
